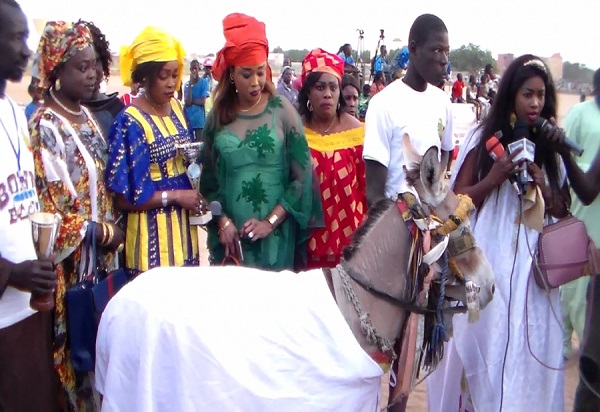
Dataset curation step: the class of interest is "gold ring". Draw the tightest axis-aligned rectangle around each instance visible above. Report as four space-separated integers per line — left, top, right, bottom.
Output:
116 243 124 253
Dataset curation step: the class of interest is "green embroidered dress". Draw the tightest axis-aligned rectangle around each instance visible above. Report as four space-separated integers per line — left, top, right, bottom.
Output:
200 95 322 270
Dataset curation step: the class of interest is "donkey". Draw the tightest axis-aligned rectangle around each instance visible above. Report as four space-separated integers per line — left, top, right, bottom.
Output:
95 143 494 411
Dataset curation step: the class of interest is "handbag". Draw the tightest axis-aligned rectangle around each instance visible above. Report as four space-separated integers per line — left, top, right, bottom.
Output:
66 223 129 372
533 215 591 290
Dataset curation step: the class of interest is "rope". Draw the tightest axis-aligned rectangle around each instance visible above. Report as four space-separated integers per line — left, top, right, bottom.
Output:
336 265 397 361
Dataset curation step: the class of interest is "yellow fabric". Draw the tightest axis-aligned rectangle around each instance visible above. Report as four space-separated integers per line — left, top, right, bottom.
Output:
518 184 545 233
305 125 365 152
120 26 186 89
125 99 188 181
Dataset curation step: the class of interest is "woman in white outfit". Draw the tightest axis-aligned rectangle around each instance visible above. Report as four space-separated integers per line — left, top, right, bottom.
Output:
427 54 570 412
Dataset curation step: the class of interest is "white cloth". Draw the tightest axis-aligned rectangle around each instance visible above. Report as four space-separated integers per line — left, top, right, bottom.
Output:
0 96 39 329
96 267 383 411
427 128 564 412
363 79 454 198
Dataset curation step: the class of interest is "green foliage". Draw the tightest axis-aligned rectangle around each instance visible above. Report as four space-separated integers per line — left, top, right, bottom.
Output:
450 43 496 74
562 62 594 83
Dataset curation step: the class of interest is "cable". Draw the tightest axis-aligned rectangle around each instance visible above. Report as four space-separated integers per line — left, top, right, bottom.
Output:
498 195 521 412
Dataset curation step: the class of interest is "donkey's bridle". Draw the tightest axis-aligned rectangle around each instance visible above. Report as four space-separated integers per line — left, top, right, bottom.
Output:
331 263 467 315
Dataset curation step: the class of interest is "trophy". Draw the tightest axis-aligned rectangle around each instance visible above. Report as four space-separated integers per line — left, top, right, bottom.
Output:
28 212 62 311
176 142 212 225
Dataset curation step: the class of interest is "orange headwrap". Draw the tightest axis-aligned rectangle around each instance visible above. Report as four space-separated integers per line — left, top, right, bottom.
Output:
301 48 345 84
212 13 271 82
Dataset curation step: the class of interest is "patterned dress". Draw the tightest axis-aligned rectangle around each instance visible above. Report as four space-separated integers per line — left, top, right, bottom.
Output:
106 99 199 275
200 95 322 270
30 106 114 411
304 125 367 269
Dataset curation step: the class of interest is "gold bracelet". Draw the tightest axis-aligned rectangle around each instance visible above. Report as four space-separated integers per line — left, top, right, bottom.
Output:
100 223 110 246
219 219 231 233
267 213 279 227
105 223 114 245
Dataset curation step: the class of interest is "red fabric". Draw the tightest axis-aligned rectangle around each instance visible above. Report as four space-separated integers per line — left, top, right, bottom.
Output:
120 93 134 106
212 13 270 82
306 144 367 269
301 48 345 83
452 79 465 99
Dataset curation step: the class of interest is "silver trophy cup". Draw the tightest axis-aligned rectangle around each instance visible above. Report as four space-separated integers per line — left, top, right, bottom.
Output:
176 142 211 225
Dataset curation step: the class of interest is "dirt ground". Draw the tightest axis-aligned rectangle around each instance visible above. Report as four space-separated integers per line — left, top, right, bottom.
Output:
7 75 584 411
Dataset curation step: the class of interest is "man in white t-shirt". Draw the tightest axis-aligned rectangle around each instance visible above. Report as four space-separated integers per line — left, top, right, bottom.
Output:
363 14 454 206
0 1 58 409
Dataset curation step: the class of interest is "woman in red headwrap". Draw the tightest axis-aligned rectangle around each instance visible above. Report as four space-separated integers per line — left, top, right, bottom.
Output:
298 49 367 269
200 13 322 270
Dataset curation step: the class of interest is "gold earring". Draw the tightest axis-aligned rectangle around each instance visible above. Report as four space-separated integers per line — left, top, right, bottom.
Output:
509 112 517 129
55 78 62 91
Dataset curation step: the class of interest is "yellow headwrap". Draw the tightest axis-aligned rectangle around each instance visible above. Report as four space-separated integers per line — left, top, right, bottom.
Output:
120 26 186 89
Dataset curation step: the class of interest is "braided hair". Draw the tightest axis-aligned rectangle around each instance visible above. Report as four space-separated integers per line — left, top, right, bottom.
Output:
76 19 112 79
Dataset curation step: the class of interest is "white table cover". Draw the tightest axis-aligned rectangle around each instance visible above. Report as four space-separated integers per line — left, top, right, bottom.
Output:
95 266 383 411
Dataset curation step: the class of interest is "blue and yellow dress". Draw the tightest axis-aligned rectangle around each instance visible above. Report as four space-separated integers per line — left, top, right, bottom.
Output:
106 99 199 275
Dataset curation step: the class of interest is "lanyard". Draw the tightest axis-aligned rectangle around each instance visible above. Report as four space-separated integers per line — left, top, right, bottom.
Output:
0 99 20 170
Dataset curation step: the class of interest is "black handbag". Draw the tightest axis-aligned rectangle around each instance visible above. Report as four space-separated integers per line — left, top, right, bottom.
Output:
66 223 128 372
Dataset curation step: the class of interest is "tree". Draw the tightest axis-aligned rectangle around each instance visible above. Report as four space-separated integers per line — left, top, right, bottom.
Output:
563 62 594 84
282 49 310 63
272 46 283 53
450 43 496 74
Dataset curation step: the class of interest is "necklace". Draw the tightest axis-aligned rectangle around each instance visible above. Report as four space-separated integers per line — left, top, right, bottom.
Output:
317 116 337 135
49 88 83 116
239 93 262 113
146 94 171 134
0 98 21 170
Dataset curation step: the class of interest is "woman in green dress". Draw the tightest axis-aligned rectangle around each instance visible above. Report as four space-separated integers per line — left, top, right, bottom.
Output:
199 13 321 270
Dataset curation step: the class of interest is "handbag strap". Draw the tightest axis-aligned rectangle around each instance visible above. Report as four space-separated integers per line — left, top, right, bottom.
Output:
221 255 240 266
78 221 99 283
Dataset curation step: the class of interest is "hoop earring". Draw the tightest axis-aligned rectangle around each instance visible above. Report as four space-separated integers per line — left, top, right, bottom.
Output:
55 78 62 91
230 75 235 85
337 102 341 110
509 112 517 129
307 100 313 112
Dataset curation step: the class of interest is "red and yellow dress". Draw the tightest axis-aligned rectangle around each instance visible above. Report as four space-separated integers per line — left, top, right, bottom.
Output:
305 125 367 269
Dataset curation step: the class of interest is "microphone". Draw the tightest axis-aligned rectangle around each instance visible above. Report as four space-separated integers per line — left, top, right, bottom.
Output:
208 201 222 219
486 131 521 194
535 117 584 157
508 121 536 190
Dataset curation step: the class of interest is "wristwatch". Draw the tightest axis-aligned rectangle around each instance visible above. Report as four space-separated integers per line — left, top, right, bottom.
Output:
162 191 168 207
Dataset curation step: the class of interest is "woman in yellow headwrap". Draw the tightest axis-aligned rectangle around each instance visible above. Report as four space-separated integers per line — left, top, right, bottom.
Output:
29 20 125 411
106 27 200 276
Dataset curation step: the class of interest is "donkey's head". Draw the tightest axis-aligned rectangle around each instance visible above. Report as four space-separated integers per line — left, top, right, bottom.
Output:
403 135 495 320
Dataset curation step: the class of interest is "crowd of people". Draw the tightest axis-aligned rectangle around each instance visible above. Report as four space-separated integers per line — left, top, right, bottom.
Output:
1 0 599 410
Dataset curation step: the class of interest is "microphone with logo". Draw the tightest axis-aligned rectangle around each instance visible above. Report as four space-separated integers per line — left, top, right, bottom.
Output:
485 131 521 195
507 120 536 192
534 117 584 157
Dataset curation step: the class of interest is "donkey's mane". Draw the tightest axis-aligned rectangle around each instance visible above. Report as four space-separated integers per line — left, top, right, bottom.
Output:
342 198 396 261
404 162 421 187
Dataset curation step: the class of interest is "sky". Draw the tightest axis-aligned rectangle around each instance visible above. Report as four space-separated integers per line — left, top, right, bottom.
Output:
17 0 600 70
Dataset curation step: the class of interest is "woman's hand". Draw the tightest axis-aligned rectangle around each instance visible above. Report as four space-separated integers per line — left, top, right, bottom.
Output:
96 222 126 253
529 163 551 199
540 117 569 156
241 218 273 242
487 149 523 187
218 217 239 258
173 190 202 212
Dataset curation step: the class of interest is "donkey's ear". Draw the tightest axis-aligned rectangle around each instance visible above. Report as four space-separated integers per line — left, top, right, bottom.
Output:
420 146 442 189
401 134 422 166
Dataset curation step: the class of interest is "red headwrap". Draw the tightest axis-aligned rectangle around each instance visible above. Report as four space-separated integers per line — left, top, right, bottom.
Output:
212 13 271 82
301 48 345 85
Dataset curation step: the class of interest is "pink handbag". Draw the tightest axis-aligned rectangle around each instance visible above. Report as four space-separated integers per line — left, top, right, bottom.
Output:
533 215 591 290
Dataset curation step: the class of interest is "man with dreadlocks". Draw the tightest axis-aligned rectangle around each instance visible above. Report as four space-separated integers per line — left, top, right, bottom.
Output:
78 19 124 138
